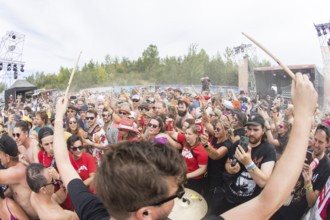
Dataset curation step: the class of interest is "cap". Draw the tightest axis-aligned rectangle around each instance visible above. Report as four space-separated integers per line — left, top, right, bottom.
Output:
80 105 88 111
38 127 54 143
138 103 149 111
132 95 140 101
179 97 190 106
21 116 32 124
0 134 18 157
174 89 182 94
223 100 233 110
245 114 265 127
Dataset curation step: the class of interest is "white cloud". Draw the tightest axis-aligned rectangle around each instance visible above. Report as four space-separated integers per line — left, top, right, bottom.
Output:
0 0 329 75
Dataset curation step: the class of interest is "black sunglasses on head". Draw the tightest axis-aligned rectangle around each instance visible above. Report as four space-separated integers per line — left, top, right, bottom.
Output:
129 184 185 212
316 124 330 139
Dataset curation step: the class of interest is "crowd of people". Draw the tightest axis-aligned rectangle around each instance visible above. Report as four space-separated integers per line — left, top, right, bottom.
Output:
0 73 328 219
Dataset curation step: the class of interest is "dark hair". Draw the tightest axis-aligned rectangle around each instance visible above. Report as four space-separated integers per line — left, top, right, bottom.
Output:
235 112 247 127
15 120 30 133
315 124 330 142
66 134 83 151
26 163 48 193
95 141 186 219
150 116 166 133
23 106 32 113
66 116 79 134
87 109 97 117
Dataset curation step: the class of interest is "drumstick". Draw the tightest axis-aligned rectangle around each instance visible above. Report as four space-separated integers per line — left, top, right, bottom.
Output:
242 32 295 80
64 51 82 98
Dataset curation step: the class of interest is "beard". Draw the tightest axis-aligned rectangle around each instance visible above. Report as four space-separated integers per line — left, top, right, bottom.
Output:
249 135 263 145
178 109 187 117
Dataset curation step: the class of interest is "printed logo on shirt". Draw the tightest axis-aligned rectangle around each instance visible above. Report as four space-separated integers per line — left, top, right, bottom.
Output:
181 148 194 159
78 165 88 173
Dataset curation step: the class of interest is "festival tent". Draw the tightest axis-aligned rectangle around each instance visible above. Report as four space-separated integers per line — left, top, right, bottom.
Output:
4 79 37 107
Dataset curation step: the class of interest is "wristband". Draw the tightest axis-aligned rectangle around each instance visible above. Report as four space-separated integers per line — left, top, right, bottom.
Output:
203 143 209 149
245 162 257 171
305 184 313 192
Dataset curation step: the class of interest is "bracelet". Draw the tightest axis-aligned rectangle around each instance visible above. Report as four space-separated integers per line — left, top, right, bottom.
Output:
245 162 257 171
203 143 209 149
305 184 313 192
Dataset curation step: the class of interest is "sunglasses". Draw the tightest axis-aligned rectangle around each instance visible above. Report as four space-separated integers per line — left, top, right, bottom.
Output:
132 99 140 102
215 127 221 132
119 111 127 115
71 146 83 152
148 123 158 128
102 114 110 118
86 117 95 120
69 121 77 125
13 133 20 138
43 178 62 187
129 184 185 212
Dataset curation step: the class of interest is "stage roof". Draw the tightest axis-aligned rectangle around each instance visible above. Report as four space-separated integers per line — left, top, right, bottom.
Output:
254 64 316 72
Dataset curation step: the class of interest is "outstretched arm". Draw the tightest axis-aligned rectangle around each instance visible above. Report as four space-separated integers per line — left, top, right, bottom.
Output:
53 97 81 188
222 73 318 219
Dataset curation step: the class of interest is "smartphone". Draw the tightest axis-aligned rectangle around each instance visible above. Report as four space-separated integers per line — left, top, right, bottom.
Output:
306 151 313 164
239 136 249 152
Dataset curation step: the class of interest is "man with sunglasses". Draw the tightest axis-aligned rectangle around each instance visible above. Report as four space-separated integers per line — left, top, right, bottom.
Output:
26 163 78 220
271 123 330 219
84 109 108 166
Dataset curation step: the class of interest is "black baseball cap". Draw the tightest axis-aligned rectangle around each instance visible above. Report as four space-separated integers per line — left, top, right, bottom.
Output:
245 114 265 127
38 127 54 143
0 134 18 157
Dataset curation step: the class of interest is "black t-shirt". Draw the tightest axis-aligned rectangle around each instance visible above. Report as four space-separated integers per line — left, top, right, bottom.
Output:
276 134 289 155
207 138 232 188
68 178 110 220
274 155 330 220
224 140 276 204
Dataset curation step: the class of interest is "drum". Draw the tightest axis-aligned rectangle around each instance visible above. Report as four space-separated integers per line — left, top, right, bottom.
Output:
168 188 208 220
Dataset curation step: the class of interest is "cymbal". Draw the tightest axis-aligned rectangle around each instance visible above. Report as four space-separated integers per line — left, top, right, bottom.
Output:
168 188 208 220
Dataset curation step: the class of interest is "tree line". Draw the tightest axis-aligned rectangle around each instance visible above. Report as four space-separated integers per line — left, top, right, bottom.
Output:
25 44 271 92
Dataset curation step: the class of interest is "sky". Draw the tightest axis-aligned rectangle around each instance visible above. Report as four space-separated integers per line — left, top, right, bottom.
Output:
0 0 329 78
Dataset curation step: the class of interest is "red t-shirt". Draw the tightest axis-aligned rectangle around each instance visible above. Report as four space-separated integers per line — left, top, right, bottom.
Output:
38 151 79 170
74 152 97 181
177 133 208 179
